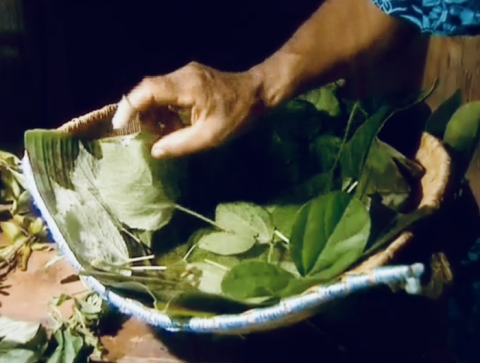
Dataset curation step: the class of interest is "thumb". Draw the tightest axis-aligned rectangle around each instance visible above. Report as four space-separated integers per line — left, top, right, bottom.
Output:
151 119 220 159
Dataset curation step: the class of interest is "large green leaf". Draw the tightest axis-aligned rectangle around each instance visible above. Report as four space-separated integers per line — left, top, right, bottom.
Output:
289 191 371 277
339 106 393 181
215 202 275 243
221 260 295 300
358 138 416 212
443 101 480 177
339 88 434 187
93 132 186 232
25 131 131 270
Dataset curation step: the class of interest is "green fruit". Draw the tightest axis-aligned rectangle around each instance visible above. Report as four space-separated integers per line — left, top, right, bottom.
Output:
443 101 480 172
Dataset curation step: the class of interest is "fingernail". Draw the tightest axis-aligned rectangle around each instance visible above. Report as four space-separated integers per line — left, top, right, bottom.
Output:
152 145 166 158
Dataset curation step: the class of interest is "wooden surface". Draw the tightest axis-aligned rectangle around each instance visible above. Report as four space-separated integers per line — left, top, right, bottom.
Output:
423 36 480 109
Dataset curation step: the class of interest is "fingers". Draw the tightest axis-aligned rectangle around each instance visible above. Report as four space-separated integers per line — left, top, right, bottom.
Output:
112 76 185 130
151 119 220 159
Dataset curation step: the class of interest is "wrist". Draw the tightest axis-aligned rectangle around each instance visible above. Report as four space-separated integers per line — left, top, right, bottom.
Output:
248 52 302 110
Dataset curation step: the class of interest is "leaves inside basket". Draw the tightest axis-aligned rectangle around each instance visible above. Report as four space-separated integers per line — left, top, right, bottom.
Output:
24 85 438 318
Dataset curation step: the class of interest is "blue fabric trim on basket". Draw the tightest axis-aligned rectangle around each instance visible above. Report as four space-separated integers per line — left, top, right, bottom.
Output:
370 0 480 36
22 153 426 334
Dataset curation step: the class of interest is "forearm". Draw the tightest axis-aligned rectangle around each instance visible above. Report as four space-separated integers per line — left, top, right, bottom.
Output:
250 0 418 108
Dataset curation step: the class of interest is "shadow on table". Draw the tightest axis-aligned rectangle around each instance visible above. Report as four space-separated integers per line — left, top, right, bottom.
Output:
151 289 452 363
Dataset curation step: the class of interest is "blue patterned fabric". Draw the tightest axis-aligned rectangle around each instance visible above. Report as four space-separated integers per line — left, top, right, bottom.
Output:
370 0 480 36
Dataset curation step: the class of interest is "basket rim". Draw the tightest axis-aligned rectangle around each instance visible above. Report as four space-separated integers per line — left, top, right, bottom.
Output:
23 104 449 334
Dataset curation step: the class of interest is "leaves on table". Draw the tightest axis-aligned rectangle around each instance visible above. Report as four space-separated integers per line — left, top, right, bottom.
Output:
0 316 48 363
47 292 109 362
289 191 371 278
46 329 85 363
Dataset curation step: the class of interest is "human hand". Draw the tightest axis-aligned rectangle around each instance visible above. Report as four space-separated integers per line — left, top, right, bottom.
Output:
112 62 265 159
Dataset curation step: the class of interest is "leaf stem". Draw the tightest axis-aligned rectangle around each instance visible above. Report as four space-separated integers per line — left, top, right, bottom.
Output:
183 244 196 261
346 181 358 194
130 266 167 271
123 255 155 264
204 259 229 271
267 244 275 264
174 204 224 230
274 230 289 244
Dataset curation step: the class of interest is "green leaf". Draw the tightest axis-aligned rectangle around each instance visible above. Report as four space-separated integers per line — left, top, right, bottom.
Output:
221 260 295 300
280 276 332 297
357 138 414 211
28 217 46 236
425 89 463 139
24 131 131 270
188 261 228 294
47 328 85 363
0 348 40 363
298 85 342 118
92 132 187 231
339 106 392 181
164 291 262 317
0 221 24 243
197 231 257 255
340 89 434 185
0 150 22 168
443 101 480 176
215 202 275 243
1 172 22 202
268 204 301 238
0 316 48 349
290 191 371 277
0 316 48 363
12 190 32 215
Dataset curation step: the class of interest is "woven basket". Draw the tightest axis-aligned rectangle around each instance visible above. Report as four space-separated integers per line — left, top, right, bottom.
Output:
24 104 451 334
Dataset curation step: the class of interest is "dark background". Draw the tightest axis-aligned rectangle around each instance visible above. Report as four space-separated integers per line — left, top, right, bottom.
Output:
0 0 322 148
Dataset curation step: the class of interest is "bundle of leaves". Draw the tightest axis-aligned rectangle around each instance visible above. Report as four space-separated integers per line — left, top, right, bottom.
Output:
0 150 51 281
23 82 480 319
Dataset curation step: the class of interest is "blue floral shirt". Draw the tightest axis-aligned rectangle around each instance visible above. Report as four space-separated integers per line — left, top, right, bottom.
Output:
370 0 480 36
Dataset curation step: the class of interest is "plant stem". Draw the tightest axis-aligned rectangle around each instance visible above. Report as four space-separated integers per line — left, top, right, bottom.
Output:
346 181 358 194
174 204 224 230
130 266 167 271
274 230 289 244
267 244 274 264
204 259 229 271
124 255 155 264
183 244 196 261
